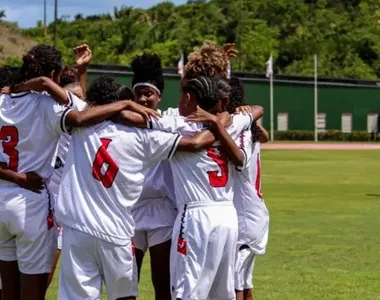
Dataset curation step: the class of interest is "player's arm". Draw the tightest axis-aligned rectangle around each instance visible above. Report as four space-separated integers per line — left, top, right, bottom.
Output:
257 122 269 143
186 107 245 166
0 167 44 193
11 76 70 105
236 105 264 121
74 44 92 98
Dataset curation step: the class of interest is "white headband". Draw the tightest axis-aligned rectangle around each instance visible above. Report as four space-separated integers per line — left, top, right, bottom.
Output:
132 82 161 96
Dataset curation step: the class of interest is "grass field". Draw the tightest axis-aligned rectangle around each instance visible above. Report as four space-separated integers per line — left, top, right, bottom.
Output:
46 150 380 300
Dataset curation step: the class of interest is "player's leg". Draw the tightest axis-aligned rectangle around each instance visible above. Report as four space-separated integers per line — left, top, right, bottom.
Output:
47 226 62 288
242 252 255 300
58 226 102 300
148 227 172 300
0 260 20 300
132 230 147 282
99 238 138 300
235 245 255 300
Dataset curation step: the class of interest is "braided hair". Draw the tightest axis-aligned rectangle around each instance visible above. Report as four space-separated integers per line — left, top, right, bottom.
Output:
86 75 120 105
18 44 62 83
184 41 229 79
182 76 219 111
131 53 164 94
227 77 246 113
0 65 13 88
228 76 261 142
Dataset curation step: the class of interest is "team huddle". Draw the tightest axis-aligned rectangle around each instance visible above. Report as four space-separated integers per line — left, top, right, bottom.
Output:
0 41 270 300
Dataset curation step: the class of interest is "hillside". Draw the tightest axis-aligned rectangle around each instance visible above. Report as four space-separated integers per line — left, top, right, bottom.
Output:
0 25 36 64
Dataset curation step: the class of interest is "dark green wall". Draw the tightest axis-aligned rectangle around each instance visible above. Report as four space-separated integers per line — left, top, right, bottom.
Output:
88 72 380 131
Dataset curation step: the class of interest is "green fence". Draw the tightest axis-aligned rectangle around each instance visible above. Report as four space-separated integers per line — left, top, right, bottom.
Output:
88 66 380 132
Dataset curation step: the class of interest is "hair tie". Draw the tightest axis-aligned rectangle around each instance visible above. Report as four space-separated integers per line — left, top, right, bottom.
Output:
132 82 161 96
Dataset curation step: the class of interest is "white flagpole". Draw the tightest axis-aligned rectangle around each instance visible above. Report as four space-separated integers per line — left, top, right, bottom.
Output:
266 54 274 141
314 54 318 142
270 71 274 141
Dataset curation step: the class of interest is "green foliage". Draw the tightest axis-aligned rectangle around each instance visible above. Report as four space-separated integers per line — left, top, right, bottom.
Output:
13 0 380 79
3 55 22 67
274 130 380 141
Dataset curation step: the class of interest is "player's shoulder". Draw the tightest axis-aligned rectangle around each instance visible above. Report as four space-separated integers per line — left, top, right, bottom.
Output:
66 90 87 111
162 107 180 116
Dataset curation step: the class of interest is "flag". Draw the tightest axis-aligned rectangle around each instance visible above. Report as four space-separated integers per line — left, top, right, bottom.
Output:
265 54 273 78
177 52 184 78
227 60 231 79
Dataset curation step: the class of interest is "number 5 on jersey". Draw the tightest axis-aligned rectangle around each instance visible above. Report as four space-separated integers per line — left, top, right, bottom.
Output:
92 138 119 188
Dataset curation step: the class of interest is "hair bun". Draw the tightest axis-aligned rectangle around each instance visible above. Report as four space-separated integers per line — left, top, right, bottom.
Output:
131 53 163 79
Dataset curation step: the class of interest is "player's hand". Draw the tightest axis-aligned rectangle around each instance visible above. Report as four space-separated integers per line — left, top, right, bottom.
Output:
186 106 217 124
221 43 238 58
216 111 232 127
235 105 251 115
126 101 161 121
74 44 92 66
0 86 11 95
16 172 44 194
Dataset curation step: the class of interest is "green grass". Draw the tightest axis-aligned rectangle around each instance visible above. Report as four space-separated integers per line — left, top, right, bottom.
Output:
46 150 380 300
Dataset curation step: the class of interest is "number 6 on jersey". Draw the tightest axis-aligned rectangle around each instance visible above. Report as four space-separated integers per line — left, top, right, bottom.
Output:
92 138 119 188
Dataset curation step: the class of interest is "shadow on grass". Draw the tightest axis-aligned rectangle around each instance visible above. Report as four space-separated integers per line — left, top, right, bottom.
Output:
366 194 380 197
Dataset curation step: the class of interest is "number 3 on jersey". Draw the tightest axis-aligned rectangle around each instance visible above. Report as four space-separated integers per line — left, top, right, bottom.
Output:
0 126 19 171
92 138 119 188
207 148 228 187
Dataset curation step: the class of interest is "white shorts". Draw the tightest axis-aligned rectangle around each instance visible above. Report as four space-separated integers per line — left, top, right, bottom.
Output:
171 202 238 300
132 197 177 232
235 246 255 291
0 189 56 274
133 227 172 253
58 226 138 300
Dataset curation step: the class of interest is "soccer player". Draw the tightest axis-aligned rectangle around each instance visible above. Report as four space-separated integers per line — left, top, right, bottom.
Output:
54 75 224 300
227 77 270 300
118 75 261 300
0 44 149 300
129 53 178 299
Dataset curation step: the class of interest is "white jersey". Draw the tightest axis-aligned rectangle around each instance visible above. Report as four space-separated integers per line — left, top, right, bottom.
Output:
233 138 269 254
148 113 253 206
133 107 178 210
48 93 87 199
55 121 181 246
0 92 71 190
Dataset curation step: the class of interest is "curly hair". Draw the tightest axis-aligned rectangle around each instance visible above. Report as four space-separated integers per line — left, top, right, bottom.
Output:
18 44 62 82
131 53 164 94
0 65 14 88
184 41 229 79
86 75 120 105
60 65 79 87
183 76 219 111
227 76 246 113
117 85 134 100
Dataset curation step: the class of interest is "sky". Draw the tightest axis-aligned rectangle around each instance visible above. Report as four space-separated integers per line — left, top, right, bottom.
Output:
3 0 188 28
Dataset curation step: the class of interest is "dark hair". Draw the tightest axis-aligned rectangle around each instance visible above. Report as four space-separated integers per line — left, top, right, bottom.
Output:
19 44 62 82
131 53 164 94
117 86 134 100
60 65 79 87
227 77 245 113
0 65 14 88
183 76 219 111
216 77 231 101
86 75 120 105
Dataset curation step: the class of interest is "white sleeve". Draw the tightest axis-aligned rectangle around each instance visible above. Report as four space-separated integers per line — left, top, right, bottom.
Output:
66 91 87 111
142 129 182 163
235 129 253 171
148 115 201 136
226 113 253 141
162 107 180 116
39 94 73 136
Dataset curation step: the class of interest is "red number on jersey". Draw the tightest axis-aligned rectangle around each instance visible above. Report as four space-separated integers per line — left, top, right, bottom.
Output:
207 148 228 187
255 153 263 199
92 138 119 188
0 126 19 171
